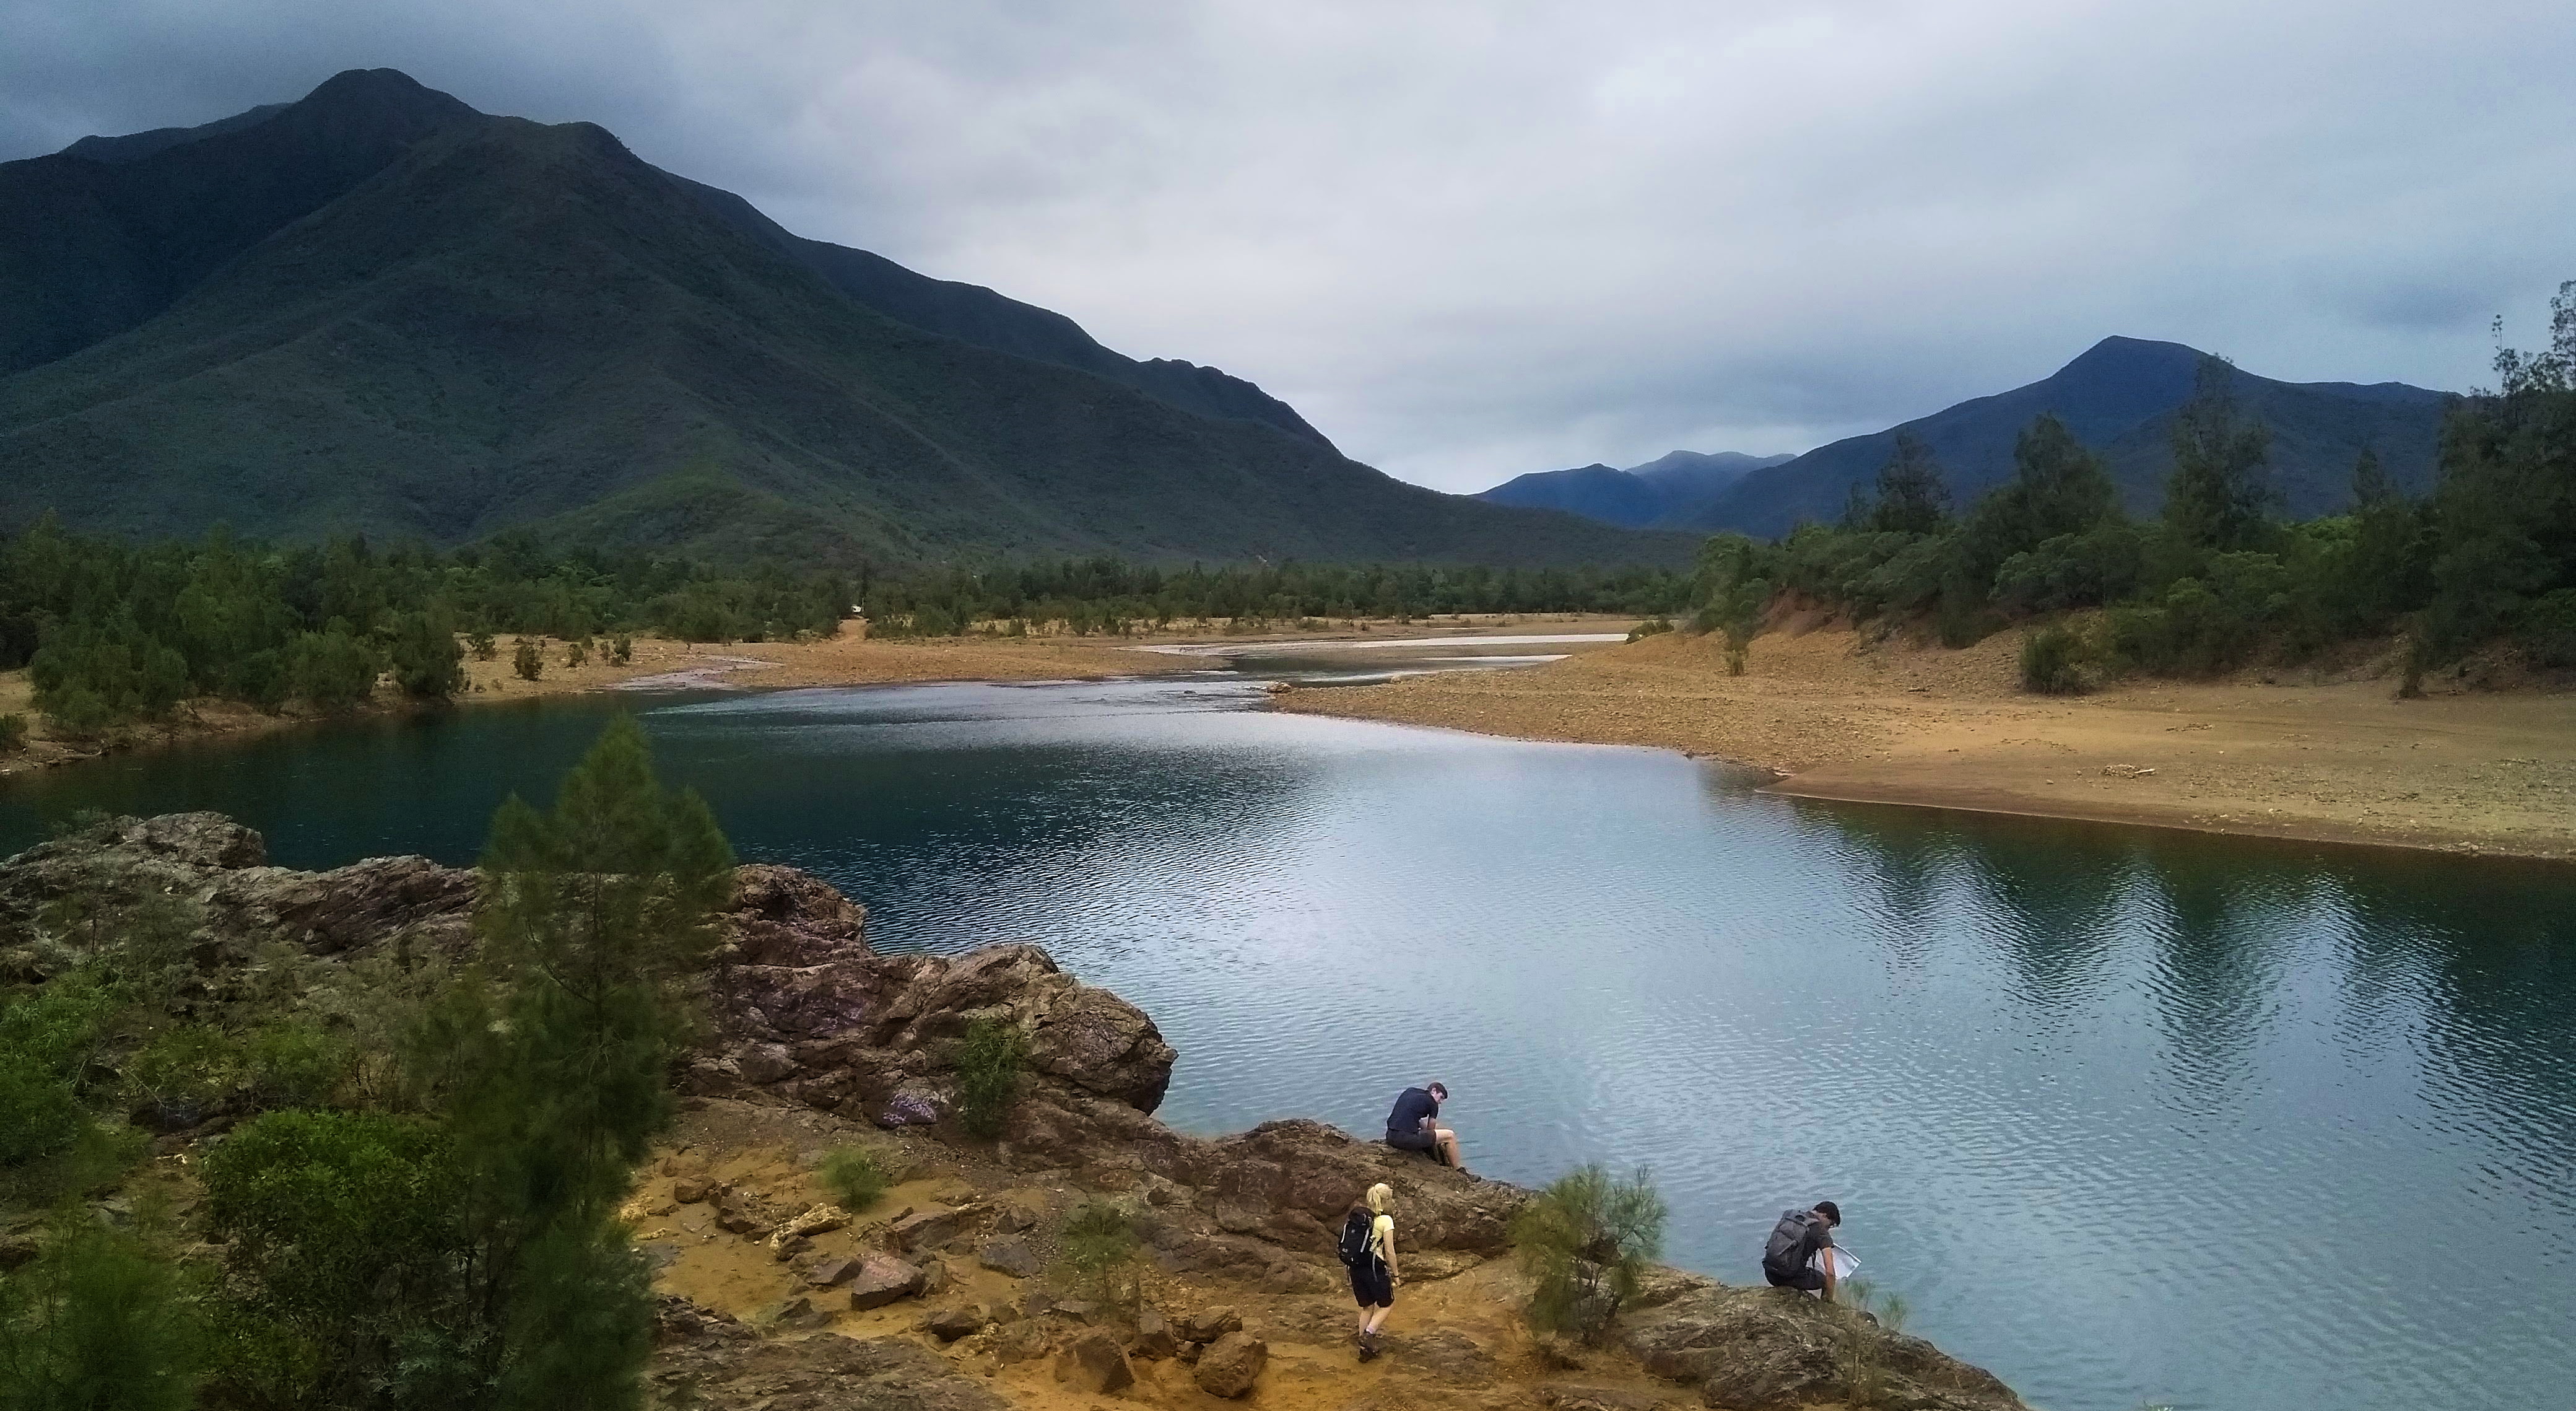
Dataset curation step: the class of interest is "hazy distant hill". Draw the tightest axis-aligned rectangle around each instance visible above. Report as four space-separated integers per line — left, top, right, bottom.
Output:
1477 450 1795 528
0 70 1686 568
1690 338 2452 537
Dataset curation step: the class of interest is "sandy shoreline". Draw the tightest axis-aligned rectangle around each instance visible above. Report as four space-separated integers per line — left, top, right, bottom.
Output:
0 614 1639 778
1274 623 2576 862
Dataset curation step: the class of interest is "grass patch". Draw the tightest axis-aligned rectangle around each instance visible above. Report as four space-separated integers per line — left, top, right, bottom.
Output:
952 1018 1027 1138
816 1143 891 1211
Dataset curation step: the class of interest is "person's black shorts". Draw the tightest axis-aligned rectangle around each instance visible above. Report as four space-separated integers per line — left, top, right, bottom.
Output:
1349 1260 1395 1308
1386 1128 1437 1153
1764 1264 1827 1293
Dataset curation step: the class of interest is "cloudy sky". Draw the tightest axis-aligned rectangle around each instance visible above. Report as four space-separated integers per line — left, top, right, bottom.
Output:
6 1 2570 491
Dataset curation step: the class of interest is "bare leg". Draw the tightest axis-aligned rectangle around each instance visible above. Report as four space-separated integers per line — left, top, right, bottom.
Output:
1437 1127 1465 1171
1364 1304 1390 1335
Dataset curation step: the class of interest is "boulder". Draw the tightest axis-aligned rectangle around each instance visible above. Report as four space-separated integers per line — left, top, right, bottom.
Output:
977 1237 1042 1279
1129 1308 1180 1361
1192 1331 1268 1398
846 1253 926 1311
806 1256 864 1288
1621 1281 2024 1411
1177 1306 1242 1342
1406 1329 1498 1385
1055 1330 1136 1394
923 1305 987 1342
887 1205 978 1255
672 1179 710 1205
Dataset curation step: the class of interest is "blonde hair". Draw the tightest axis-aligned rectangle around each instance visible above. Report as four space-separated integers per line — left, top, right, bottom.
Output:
1365 1182 1394 1215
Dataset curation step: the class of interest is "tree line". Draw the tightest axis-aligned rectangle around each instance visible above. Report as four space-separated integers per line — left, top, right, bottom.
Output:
0 528 853 735
1691 284 2576 690
856 559 1692 639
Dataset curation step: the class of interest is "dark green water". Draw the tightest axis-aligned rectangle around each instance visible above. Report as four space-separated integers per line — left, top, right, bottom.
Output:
4 678 2571 1411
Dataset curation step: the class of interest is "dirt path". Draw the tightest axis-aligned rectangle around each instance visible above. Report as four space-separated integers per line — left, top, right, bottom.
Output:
1276 623 2576 861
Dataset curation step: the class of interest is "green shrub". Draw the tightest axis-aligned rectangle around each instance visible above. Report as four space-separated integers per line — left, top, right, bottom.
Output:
0 1212 203 1411
469 630 498 661
287 626 379 709
2520 588 2576 669
199 1109 469 1409
609 634 633 665
389 609 466 699
952 1018 1027 1138
816 1143 890 1211
511 638 543 681
1055 1200 1139 1307
0 714 25 752
244 1021 352 1109
121 1023 244 1117
1624 617 1674 643
565 639 589 669
0 1053 85 1167
2019 624 2092 695
1510 1163 1668 1343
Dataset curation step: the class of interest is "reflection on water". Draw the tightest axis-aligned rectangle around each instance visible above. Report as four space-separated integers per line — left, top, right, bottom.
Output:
2 677 2571 1411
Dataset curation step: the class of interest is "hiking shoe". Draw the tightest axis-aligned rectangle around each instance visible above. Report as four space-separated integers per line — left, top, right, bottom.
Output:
1357 1334 1380 1363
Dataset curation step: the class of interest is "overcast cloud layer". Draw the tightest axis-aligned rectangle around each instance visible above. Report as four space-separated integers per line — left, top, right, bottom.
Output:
6 1 2570 491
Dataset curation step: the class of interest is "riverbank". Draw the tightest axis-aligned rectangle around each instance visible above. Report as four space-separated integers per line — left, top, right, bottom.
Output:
0 614 1643 779
1276 621 2576 861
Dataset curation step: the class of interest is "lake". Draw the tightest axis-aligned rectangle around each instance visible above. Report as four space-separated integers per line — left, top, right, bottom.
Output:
4 670 2570 1411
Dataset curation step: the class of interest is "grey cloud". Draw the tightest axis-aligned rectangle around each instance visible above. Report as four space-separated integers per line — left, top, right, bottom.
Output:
6 0 2570 491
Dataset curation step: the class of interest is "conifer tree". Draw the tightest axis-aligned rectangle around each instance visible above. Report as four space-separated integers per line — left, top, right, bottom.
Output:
1869 430 1952 535
2164 356 2276 552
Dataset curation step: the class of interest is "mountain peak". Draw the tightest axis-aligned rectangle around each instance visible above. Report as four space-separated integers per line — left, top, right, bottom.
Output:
2057 334 2208 381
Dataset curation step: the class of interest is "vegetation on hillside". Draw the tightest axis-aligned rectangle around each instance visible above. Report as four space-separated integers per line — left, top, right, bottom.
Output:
1693 286 2576 688
0 718 728 1411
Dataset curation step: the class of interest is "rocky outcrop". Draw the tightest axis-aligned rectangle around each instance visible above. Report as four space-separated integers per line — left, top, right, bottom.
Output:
1621 1273 2022 1411
0 816 1175 1134
650 1297 1006 1411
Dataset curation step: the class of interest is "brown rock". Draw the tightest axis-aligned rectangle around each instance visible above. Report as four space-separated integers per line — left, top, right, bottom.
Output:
1406 1329 1497 1385
846 1252 926 1311
977 1236 1042 1278
1129 1308 1179 1361
888 1205 978 1255
672 1179 710 1205
1178 1306 1242 1342
923 1304 988 1342
1056 1330 1136 1394
806 1256 864 1288
1192 1331 1267 1398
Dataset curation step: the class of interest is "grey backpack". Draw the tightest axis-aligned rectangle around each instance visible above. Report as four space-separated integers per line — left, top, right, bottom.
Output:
1762 1208 1821 1278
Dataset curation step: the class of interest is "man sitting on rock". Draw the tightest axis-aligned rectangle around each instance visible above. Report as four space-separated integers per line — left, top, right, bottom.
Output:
1761 1200 1843 1300
1384 1081 1464 1171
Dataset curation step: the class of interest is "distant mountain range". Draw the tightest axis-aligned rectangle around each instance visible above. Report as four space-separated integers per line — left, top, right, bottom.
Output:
1475 450 1795 530
1688 338 2453 538
0 70 1689 568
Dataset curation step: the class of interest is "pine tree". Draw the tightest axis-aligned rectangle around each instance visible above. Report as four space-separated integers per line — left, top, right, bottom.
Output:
1869 431 1952 535
2163 356 2276 552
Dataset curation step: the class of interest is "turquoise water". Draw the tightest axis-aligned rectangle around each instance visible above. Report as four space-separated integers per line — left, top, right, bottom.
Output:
4 676 2571 1411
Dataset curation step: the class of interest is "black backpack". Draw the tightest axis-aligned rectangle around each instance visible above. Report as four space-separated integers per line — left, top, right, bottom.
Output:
1762 1208 1821 1278
1338 1208 1378 1270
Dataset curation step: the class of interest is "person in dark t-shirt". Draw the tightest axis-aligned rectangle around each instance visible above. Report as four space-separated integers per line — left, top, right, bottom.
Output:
1383 1081 1464 1171
1761 1200 1842 1300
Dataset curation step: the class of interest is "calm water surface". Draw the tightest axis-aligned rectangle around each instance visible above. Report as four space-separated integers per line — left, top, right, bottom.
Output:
4 675 2571 1411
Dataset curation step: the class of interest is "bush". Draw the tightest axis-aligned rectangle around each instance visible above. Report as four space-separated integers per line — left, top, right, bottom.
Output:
952 1018 1027 1138
120 1023 243 1120
2520 588 2576 669
1510 1163 1668 1344
0 1213 203 1411
1054 1200 1139 1307
511 638 543 681
244 1021 352 1109
469 630 498 661
1624 617 1674 643
286 626 379 709
0 714 25 752
389 609 466 699
0 1053 85 1167
817 1143 890 1212
199 1109 469 1408
2019 624 2092 695
609 634 633 665
565 639 589 669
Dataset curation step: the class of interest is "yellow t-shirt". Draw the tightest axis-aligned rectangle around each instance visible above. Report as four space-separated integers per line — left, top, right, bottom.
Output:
1371 1213 1395 1260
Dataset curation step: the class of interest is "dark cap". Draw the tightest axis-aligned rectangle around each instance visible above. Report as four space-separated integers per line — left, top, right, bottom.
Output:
1813 1200 1841 1225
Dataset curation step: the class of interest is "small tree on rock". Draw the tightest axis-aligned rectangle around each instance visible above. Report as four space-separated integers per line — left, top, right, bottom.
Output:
1510 1163 1668 1344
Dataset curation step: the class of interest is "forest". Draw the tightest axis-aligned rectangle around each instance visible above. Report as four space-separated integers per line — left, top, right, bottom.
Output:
1689 285 2576 692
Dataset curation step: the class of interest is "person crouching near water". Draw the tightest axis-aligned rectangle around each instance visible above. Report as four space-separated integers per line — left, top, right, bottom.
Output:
1385 1081 1464 1171
1338 1182 1401 1360
1761 1200 1843 1301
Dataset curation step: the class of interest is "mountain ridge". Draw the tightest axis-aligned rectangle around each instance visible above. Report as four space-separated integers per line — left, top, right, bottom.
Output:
1476 449 1795 528
1691 336 2453 535
0 70 1690 569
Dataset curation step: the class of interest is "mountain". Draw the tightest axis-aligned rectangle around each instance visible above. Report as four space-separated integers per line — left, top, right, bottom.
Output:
1476 450 1794 528
1690 338 2453 537
0 70 1688 568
